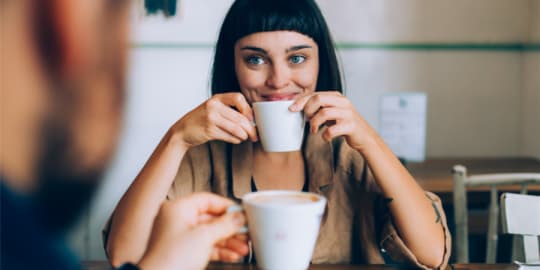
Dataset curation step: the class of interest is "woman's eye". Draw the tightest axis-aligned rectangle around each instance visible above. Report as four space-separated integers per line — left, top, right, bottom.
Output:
290 55 306 64
246 56 265 65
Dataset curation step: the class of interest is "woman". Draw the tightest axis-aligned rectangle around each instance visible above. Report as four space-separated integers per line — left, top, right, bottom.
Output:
105 0 450 269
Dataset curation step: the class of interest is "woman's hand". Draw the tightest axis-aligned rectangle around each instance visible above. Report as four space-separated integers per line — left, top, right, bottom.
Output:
172 93 258 149
290 91 376 152
138 193 249 270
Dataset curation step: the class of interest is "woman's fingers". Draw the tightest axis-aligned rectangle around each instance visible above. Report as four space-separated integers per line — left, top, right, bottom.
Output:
211 125 244 144
218 107 258 142
309 107 349 133
194 92 360 145
215 93 254 122
322 122 353 141
290 91 372 149
305 94 349 119
215 114 249 140
205 93 257 142
289 91 343 116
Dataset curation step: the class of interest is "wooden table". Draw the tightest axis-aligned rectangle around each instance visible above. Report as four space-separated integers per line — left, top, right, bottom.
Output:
408 157 540 193
82 261 519 270
450 264 518 270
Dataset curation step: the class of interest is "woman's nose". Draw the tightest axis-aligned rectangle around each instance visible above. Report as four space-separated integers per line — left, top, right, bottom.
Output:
265 64 291 90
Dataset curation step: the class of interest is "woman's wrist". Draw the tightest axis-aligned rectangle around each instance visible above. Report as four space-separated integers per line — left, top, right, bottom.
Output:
354 137 379 156
167 125 190 153
352 126 380 155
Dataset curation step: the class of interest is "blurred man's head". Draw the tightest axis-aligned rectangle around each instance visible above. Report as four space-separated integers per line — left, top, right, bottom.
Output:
1 0 130 233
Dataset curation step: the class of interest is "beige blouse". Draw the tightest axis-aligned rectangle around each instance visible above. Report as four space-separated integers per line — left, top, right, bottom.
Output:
162 130 451 269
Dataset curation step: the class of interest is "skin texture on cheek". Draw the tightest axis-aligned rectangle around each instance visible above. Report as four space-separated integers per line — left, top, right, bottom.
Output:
233 31 319 104
237 64 318 103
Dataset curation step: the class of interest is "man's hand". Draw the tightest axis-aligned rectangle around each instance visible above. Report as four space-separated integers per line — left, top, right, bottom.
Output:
138 193 249 270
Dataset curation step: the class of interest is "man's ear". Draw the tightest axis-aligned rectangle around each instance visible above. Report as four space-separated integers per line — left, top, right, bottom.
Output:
48 0 100 78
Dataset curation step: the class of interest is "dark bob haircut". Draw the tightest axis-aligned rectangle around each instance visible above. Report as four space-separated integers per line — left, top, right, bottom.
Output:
211 0 342 95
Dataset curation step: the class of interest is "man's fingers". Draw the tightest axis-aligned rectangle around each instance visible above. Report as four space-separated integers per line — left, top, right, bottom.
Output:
233 233 249 242
222 236 249 255
210 247 244 262
197 211 246 246
175 193 236 217
216 248 243 262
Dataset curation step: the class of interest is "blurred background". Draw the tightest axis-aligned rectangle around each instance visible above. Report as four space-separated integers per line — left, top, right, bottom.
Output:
68 0 540 262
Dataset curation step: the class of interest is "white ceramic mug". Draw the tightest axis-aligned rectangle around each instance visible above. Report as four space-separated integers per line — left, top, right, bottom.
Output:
229 191 326 270
252 100 305 152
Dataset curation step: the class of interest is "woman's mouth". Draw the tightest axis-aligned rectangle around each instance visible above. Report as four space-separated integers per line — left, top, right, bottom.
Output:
261 93 298 101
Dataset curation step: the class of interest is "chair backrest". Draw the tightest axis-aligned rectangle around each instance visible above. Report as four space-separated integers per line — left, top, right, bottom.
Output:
452 165 540 263
500 193 540 263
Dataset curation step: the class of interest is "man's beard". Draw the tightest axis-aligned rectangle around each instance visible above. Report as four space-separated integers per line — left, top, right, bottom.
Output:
33 102 105 235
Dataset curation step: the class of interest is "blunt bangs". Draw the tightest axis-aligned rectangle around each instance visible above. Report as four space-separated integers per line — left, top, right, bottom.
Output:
227 0 324 45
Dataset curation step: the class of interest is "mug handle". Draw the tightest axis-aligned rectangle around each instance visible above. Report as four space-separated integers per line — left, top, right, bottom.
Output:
226 204 248 234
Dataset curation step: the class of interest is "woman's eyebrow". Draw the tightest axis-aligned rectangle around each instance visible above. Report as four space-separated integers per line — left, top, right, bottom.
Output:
240 46 267 54
286 45 312 52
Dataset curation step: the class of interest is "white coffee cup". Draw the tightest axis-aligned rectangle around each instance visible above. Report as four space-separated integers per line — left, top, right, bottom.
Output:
229 191 326 270
252 100 305 152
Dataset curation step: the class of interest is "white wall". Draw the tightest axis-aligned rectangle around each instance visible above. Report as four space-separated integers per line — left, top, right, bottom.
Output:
132 0 531 43
131 0 233 43
317 0 529 158
521 0 540 159
521 53 540 159
68 0 539 260
341 50 522 157
318 0 529 43
529 0 540 43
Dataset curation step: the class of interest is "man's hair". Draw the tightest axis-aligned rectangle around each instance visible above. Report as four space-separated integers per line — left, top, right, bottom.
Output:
211 0 343 95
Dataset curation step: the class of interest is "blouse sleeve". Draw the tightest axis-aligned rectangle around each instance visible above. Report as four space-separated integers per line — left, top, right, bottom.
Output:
168 143 212 199
376 191 451 270
348 146 451 269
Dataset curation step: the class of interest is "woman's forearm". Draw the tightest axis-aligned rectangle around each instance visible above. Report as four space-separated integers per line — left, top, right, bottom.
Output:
357 131 445 268
106 129 189 267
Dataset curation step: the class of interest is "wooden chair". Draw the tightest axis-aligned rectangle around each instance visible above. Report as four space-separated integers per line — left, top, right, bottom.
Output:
500 193 540 264
452 165 540 263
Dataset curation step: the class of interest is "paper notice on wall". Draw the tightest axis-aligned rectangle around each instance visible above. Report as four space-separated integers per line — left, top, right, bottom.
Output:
379 93 427 162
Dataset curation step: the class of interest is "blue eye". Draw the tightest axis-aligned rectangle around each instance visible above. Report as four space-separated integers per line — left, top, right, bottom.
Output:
247 56 265 65
290 55 306 64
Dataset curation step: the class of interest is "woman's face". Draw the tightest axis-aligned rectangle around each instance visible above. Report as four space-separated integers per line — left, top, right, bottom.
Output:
234 31 319 103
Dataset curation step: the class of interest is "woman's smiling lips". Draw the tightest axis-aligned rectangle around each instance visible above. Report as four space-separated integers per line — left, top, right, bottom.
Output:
261 93 299 101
